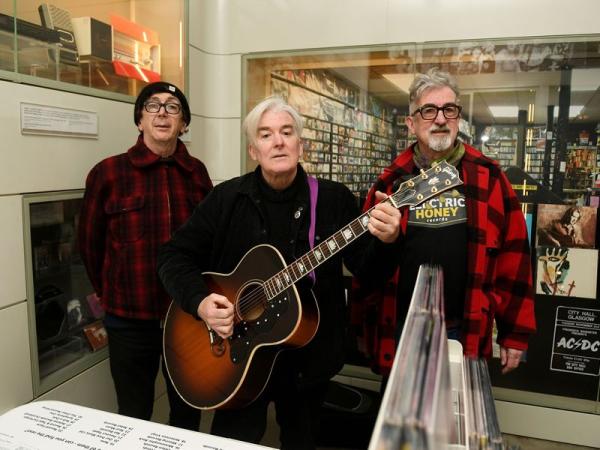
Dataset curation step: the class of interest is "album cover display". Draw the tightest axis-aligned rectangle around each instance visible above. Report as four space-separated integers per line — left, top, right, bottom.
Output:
86 292 104 319
536 247 598 299
83 321 108 351
536 203 597 249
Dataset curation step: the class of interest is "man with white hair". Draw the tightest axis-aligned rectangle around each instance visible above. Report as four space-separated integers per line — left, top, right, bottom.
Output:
158 96 400 449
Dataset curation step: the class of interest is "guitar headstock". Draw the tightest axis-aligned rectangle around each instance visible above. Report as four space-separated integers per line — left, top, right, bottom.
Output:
389 161 462 209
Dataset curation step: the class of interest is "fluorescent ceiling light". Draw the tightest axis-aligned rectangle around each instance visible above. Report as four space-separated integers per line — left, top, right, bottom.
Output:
553 105 584 117
488 106 519 118
571 68 600 92
381 73 414 94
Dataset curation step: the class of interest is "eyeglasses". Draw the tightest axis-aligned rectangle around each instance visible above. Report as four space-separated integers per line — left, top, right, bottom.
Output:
412 103 462 120
144 101 182 115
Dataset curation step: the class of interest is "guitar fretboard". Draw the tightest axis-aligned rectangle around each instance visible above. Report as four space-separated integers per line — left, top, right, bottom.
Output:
262 161 460 300
262 188 413 300
263 211 369 299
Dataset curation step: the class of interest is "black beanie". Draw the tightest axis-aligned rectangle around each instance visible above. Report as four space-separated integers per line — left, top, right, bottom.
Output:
134 81 191 126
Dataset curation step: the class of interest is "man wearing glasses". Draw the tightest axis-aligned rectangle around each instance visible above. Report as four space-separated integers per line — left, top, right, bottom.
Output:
356 68 536 376
79 82 212 429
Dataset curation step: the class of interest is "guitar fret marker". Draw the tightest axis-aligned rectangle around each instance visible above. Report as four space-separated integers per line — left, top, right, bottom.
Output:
327 239 337 251
315 249 323 260
361 216 369 227
343 228 354 240
298 262 305 273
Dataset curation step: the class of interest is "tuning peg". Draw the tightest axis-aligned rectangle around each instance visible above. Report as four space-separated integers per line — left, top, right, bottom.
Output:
420 169 428 179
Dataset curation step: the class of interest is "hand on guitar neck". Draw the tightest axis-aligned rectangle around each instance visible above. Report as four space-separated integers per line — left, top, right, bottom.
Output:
367 191 401 244
198 293 235 338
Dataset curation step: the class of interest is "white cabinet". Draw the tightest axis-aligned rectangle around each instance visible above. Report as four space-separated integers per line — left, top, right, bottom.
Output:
0 302 33 413
0 195 26 308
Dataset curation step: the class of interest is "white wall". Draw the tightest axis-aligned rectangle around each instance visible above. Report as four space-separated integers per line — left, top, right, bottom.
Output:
187 0 600 181
0 196 31 413
0 302 33 413
0 83 137 195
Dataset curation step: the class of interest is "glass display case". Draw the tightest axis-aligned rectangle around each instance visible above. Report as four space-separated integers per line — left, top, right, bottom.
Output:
0 0 185 99
243 36 600 205
244 35 600 417
23 191 107 396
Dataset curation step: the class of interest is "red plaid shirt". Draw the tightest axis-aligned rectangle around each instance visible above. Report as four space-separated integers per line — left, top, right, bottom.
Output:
353 143 536 373
78 136 212 320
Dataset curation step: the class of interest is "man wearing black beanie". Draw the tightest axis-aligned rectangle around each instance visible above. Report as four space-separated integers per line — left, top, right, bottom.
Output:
79 81 212 429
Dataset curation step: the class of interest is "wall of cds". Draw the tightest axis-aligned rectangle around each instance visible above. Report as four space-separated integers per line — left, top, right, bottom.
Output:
490 201 600 413
270 70 395 197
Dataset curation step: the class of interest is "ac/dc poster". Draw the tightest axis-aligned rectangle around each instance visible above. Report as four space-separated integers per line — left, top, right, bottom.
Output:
551 307 600 376
489 202 600 403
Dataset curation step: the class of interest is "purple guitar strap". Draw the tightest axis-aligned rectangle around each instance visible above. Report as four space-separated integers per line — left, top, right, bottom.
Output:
307 175 318 285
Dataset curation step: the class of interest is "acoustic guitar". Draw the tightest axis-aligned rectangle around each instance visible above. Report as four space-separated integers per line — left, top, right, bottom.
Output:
163 161 462 409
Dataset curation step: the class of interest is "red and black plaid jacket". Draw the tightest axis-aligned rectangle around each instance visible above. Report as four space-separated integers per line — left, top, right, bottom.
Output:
353 143 536 374
78 135 212 320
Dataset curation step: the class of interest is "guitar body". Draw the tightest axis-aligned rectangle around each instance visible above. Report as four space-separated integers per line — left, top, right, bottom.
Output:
163 244 320 410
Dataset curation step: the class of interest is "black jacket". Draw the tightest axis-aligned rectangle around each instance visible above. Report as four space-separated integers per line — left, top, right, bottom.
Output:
158 166 393 385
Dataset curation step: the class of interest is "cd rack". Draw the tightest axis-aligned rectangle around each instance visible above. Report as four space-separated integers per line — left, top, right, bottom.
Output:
368 264 514 450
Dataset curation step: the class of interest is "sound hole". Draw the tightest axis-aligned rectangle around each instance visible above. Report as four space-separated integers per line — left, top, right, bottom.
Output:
236 282 266 322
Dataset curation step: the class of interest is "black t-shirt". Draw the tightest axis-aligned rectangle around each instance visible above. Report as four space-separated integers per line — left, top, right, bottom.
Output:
256 170 302 263
397 168 468 325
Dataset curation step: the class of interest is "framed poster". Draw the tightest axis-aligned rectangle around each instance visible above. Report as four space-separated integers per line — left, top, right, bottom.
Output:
536 247 598 299
536 204 597 248
550 306 600 376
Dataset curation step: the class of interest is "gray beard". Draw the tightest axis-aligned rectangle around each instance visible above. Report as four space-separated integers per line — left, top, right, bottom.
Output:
428 133 453 153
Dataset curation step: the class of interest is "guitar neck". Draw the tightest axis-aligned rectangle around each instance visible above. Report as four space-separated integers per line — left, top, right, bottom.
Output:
263 210 372 299
263 161 461 299
263 191 407 299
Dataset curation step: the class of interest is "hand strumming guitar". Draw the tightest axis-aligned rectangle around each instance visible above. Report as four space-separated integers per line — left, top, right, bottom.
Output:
197 294 234 338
